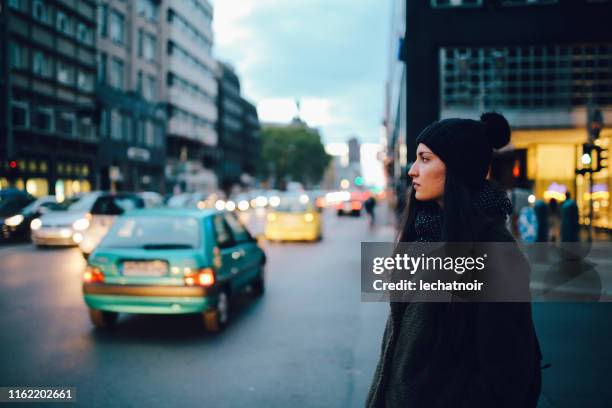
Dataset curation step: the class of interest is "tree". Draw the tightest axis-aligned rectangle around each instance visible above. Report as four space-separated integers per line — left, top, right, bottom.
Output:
260 123 331 189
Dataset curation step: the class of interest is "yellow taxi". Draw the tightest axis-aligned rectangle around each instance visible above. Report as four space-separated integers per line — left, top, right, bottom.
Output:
264 196 322 242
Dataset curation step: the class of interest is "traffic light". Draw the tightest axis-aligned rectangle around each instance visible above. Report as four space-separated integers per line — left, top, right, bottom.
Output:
354 176 364 186
6 159 20 180
581 143 593 167
594 146 608 172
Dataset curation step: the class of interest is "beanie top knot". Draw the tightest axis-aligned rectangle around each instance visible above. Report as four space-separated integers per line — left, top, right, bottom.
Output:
416 112 511 186
480 112 511 149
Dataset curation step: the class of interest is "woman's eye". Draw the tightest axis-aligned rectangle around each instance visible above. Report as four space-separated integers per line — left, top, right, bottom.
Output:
421 157 429 163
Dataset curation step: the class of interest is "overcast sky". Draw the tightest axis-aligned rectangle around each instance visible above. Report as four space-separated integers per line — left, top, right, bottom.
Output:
211 0 391 146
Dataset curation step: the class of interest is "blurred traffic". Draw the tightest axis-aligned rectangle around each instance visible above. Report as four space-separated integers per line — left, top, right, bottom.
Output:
1 183 387 333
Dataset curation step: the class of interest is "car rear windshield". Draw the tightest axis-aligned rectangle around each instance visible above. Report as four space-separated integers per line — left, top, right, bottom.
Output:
99 216 200 249
276 201 310 213
91 195 144 215
68 194 99 212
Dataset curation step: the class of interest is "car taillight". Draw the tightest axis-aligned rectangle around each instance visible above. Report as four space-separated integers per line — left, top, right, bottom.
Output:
83 266 104 283
184 268 215 287
352 201 362 210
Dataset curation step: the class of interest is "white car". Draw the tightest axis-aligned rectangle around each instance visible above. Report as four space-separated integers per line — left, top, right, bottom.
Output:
31 192 102 247
77 193 145 258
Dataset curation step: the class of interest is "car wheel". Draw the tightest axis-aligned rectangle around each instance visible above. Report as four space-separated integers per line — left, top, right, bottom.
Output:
337 210 343 216
89 309 118 329
203 289 230 332
252 266 265 296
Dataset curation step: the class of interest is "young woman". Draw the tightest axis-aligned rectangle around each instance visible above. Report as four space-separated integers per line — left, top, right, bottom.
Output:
366 113 542 408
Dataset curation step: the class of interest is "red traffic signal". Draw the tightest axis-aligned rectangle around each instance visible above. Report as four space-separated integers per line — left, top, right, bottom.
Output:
9 160 18 169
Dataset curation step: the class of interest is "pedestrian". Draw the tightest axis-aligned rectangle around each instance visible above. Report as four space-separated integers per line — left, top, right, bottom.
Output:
548 198 560 242
366 112 542 408
365 195 377 227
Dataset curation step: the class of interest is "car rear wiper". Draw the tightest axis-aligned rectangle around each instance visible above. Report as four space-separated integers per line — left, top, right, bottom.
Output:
142 243 194 250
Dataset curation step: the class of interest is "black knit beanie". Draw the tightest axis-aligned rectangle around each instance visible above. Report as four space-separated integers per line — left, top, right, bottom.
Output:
415 112 511 187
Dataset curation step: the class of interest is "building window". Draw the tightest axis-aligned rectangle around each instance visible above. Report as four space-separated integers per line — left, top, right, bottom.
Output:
110 57 124 89
154 123 164 147
110 10 125 44
9 0 23 11
431 0 482 7
136 119 144 145
77 23 94 45
56 11 73 36
123 115 133 143
33 107 54 132
32 0 49 24
32 51 52 77
143 33 156 62
440 44 612 110
137 0 159 21
111 109 122 140
97 53 107 84
98 4 108 37
11 101 29 128
78 71 94 91
143 75 156 101
57 112 76 136
145 120 154 147
9 42 27 69
57 61 75 85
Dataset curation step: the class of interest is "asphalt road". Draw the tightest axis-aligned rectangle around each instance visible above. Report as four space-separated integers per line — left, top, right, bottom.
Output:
1 209 611 407
0 210 392 408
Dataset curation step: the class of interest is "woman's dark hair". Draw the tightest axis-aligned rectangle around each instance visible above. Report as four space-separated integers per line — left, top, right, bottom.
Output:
396 172 489 244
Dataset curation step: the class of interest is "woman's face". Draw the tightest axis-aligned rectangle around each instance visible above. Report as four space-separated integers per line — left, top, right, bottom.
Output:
408 143 446 203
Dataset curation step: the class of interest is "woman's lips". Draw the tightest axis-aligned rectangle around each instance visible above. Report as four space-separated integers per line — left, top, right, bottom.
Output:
413 183 420 189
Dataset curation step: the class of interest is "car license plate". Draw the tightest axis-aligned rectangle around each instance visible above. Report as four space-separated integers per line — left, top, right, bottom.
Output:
122 261 168 277
344 203 352 211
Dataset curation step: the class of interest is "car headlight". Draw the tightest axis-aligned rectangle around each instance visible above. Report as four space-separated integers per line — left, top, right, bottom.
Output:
5 214 24 227
30 218 42 230
304 213 314 223
267 213 277 222
73 218 90 231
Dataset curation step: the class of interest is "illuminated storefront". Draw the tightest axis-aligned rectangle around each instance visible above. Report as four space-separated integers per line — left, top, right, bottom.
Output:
512 129 611 229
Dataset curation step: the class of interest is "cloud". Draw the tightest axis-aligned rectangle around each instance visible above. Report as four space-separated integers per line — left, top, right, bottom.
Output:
211 0 390 144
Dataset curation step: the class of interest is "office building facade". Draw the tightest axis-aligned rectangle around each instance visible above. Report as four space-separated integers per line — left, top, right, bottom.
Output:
96 0 166 192
161 0 218 194
398 0 612 228
1 0 98 198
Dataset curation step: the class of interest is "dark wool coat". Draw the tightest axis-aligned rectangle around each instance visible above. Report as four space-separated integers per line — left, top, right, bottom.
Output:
366 220 542 408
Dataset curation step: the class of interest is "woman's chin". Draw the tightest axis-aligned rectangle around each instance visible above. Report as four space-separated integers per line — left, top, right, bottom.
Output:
414 191 428 201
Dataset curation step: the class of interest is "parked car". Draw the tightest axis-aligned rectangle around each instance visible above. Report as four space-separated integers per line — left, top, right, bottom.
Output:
78 193 145 258
2 195 65 241
0 191 35 241
82 208 266 332
265 197 322 242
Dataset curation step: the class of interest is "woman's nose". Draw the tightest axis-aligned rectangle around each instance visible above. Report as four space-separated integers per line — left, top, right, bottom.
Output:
408 163 418 178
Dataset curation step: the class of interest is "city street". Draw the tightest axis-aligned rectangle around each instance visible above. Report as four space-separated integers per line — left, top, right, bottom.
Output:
0 210 392 408
0 209 611 407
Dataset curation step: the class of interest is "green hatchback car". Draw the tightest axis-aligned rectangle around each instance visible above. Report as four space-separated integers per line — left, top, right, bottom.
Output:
82 208 266 332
